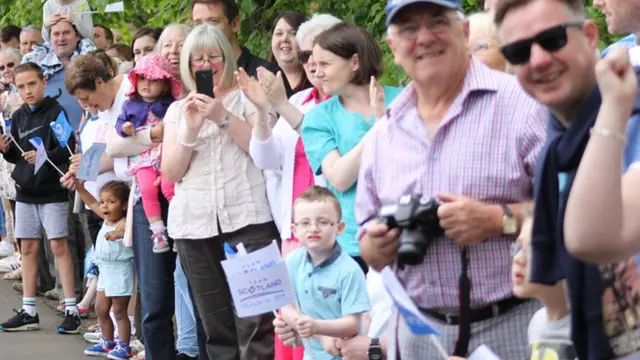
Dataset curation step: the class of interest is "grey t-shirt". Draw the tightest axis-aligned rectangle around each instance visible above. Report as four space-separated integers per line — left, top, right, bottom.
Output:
528 308 577 360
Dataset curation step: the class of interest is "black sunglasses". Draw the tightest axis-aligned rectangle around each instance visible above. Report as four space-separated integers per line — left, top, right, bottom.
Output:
298 50 312 64
0 62 15 72
500 21 583 65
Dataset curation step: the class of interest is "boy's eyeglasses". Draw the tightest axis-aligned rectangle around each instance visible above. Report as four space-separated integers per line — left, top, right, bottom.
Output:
294 218 335 230
500 21 583 65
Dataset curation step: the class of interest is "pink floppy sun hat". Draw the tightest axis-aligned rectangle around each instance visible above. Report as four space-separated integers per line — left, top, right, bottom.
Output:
127 53 183 100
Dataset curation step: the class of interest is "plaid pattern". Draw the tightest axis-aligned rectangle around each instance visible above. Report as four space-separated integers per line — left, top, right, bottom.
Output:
391 299 540 359
355 59 548 308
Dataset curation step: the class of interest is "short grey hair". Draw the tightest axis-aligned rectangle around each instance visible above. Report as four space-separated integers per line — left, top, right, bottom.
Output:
20 25 41 40
0 48 22 63
296 14 342 46
155 23 191 53
180 24 237 92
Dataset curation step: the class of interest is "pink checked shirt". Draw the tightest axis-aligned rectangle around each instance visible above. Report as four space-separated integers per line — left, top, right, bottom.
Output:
355 59 548 309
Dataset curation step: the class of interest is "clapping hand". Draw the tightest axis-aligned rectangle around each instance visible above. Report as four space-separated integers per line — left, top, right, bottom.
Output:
236 67 269 110
596 47 638 121
369 76 385 122
257 67 288 109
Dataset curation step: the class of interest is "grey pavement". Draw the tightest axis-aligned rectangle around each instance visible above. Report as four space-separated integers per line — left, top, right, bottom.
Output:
0 279 87 359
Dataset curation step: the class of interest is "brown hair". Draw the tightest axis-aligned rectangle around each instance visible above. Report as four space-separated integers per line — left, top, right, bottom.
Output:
65 55 114 95
267 11 311 93
131 28 162 53
107 43 134 62
313 23 383 85
191 0 239 22
13 62 44 80
294 186 342 220
89 49 118 75
100 181 130 204
494 0 584 26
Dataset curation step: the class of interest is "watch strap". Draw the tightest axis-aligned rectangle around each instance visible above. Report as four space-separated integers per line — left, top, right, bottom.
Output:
501 204 513 218
217 112 230 129
370 338 380 347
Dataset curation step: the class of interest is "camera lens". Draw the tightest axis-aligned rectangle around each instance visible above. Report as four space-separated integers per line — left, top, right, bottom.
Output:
397 229 428 266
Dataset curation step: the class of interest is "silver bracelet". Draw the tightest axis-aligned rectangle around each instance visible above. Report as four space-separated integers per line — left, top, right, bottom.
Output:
590 127 627 146
177 135 198 148
217 112 230 130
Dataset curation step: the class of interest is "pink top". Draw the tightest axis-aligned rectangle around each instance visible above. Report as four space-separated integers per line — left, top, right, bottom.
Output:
289 138 315 244
127 110 162 176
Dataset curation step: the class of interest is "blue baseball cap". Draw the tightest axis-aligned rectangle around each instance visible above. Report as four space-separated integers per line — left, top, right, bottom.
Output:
385 0 463 26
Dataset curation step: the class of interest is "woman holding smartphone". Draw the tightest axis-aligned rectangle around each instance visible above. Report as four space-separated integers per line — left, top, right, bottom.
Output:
161 24 279 360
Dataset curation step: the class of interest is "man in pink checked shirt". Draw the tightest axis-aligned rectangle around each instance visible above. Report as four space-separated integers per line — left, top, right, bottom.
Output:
355 0 549 358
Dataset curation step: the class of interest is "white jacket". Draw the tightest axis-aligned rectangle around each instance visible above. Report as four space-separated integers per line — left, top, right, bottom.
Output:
249 88 326 241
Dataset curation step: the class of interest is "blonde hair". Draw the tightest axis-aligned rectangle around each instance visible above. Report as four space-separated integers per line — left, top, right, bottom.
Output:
179 24 237 92
294 186 342 220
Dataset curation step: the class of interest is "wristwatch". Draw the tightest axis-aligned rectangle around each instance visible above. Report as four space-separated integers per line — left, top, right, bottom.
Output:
368 338 382 360
501 204 518 235
217 112 230 130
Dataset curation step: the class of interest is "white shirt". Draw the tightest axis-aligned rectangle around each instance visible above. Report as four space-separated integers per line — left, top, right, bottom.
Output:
99 76 133 183
79 115 119 207
248 88 326 240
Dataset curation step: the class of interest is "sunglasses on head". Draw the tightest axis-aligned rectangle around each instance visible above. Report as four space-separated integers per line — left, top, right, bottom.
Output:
298 50 312 64
500 21 583 65
0 62 15 72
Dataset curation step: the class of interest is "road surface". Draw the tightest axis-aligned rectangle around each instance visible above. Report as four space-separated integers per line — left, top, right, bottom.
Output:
0 279 87 359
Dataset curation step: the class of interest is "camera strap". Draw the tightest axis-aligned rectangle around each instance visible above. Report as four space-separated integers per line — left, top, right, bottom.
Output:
453 246 471 357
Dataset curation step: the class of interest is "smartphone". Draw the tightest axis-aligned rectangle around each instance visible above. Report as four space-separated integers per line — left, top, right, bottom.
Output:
195 69 215 99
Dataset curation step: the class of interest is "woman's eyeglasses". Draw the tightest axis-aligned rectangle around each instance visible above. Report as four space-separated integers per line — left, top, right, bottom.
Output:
0 62 15 72
298 50 312 64
500 21 583 65
190 55 224 67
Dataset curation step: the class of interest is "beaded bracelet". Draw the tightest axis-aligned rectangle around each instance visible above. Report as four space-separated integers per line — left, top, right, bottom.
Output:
590 127 627 146
178 135 198 148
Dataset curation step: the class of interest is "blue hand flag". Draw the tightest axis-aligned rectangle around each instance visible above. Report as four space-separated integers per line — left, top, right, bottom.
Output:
3 119 10 135
77 143 106 181
50 111 74 148
28 136 47 174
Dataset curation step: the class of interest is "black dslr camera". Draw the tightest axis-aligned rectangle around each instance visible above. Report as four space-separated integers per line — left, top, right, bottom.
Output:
378 195 443 268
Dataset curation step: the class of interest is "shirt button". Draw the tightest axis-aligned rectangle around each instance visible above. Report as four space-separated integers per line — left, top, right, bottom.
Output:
305 290 308 294
429 280 438 286
308 273 312 277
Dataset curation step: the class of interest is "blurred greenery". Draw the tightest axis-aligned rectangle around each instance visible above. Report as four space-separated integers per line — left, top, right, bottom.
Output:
0 0 622 86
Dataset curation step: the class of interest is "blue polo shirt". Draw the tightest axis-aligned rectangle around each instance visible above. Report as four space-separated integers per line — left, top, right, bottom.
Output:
301 86 403 256
286 243 371 360
601 34 637 57
532 84 640 360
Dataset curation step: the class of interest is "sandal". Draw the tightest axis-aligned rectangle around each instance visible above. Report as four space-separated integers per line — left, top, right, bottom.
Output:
3 267 21 280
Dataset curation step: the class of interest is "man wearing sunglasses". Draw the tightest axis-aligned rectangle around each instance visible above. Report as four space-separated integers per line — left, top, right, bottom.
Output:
355 0 548 358
496 0 640 359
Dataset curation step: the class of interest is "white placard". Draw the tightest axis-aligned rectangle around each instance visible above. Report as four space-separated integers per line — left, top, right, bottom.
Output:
221 240 281 277
226 260 296 317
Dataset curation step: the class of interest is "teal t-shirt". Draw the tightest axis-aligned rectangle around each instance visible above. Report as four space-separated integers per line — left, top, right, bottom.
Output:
301 85 403 256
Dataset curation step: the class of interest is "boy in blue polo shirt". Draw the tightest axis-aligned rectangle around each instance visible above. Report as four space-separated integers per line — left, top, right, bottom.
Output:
282 185 371 360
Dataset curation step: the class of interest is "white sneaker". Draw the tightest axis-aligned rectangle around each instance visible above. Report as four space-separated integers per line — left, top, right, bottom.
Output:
0 253 20 273
0 241 14 258
83 329 102 343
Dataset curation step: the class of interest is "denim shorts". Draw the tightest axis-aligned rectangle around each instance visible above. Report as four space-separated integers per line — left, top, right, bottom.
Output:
96 259 135 297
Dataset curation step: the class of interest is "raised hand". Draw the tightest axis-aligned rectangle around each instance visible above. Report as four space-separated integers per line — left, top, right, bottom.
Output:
596 47 638 119
369 76 385 122
257 67 288 109
183 92 206 132
236 67 269 110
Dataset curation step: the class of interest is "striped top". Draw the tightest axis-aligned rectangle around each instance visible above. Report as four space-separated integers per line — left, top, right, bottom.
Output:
355 59 548 308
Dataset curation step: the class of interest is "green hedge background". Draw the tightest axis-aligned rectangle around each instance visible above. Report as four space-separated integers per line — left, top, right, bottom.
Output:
0 0 620 85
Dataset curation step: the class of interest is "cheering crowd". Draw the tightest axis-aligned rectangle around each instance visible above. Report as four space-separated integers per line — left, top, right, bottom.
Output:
0 0 639 359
